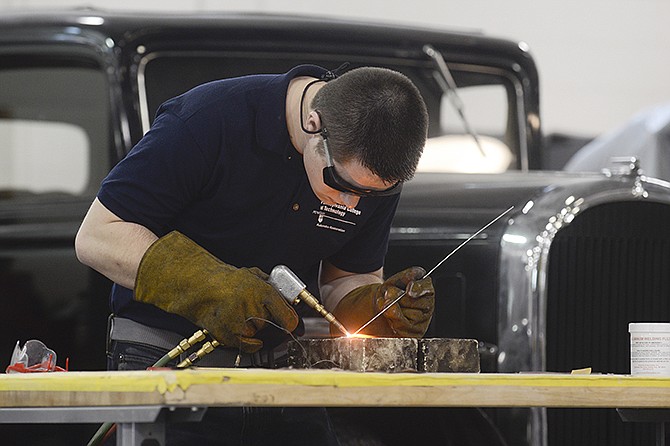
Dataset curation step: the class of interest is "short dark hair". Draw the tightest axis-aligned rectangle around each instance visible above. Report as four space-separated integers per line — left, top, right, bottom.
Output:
311 67 428 183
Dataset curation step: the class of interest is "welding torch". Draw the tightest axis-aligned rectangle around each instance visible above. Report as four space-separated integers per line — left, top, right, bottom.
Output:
268 265 349 336
160 265 349 366
89 269 342 445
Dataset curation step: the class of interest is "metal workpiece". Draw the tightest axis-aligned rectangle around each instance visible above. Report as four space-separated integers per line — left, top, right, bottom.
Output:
419 338 480 373
288 337 418 372
287 337 480 373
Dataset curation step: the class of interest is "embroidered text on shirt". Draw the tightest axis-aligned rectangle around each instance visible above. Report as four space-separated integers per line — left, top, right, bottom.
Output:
313 202 359 233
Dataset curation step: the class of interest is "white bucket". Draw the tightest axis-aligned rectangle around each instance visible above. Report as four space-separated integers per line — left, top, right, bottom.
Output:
629 322 670 376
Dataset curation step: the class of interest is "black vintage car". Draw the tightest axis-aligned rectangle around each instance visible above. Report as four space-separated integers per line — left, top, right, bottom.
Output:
1 10 669 446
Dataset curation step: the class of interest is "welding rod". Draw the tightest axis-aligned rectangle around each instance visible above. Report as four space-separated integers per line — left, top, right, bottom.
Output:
351 205 515 335
268 265 349 336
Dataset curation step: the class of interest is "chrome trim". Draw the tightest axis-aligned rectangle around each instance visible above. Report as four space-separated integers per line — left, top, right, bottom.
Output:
136 50 159 135
515 79 529 171
390 228 490 241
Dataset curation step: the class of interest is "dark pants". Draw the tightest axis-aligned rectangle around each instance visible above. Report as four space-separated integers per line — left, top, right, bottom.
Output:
107 340 341 446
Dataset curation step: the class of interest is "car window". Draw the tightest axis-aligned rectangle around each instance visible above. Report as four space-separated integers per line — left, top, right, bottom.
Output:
138 52 521 173
0 119 89 194
420 84 513 173
0 65 110 202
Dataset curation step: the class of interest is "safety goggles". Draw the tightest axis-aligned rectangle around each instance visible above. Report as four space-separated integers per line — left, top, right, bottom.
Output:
6 339 68 373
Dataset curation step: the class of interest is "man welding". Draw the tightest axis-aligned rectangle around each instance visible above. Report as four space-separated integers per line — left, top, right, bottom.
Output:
75 64 435 445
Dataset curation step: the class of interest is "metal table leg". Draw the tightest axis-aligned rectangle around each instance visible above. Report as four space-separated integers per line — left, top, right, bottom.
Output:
0 406 206 446
116 407 206 446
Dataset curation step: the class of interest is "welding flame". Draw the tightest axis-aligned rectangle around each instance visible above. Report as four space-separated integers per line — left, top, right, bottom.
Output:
346 333 375 338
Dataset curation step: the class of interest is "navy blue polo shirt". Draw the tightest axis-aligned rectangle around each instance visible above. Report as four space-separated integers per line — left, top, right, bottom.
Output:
98 65 401 336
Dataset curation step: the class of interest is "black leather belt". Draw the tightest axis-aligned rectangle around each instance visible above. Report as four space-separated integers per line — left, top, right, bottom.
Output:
107 315 272 368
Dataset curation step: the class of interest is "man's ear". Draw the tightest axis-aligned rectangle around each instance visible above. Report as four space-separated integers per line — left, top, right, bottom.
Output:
304 110 321 133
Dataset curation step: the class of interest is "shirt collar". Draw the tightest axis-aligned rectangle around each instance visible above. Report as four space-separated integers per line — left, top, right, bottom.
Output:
255 64 330 156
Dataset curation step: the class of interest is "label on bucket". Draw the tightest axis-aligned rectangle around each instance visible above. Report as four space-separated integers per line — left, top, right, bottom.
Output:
629 323 670 376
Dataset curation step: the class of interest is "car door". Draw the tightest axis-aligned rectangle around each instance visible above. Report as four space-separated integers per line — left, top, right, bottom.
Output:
0 38 115 372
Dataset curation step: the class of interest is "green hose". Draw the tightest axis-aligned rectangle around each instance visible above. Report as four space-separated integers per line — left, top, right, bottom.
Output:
86 330 207 445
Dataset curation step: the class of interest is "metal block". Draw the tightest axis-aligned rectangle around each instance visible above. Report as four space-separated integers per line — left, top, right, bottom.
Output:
418 338 480 373
288 337 480 373
288 337 418 372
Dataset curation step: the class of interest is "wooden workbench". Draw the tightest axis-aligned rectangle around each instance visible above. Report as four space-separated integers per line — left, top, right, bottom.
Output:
1 368 670 409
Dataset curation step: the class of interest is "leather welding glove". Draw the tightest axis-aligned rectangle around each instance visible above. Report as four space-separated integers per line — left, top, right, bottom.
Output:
135 231 299 353
331 266 435 337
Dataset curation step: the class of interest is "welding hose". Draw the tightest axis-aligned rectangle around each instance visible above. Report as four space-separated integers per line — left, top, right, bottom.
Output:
86 329 212 446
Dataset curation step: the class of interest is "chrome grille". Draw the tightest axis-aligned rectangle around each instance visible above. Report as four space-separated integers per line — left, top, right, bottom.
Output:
545 201 670 446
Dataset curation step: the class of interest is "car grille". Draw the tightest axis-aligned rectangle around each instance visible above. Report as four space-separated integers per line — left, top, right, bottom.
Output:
545 200 670 446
